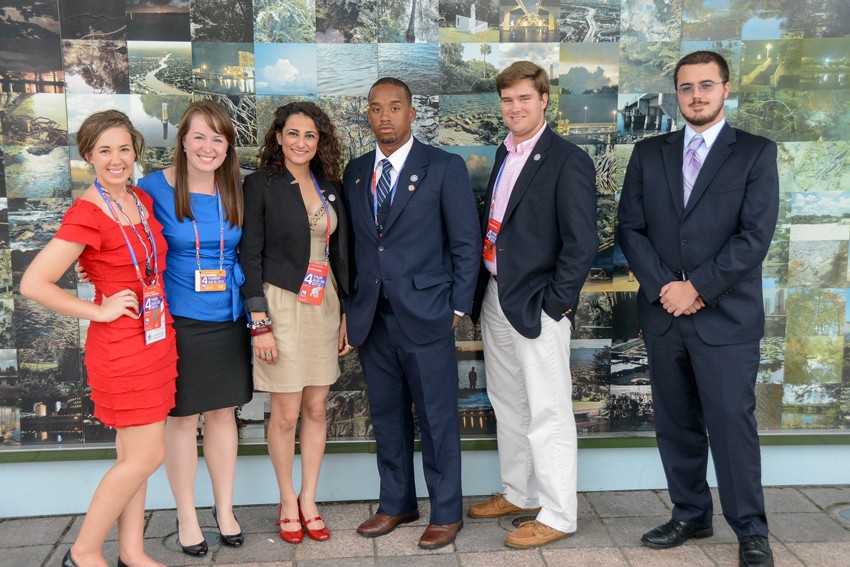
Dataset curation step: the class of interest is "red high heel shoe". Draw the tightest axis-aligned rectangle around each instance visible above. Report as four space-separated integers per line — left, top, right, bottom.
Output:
276 503 303 543
298 498 331 541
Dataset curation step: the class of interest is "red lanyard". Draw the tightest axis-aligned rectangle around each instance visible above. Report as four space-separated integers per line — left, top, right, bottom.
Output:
191 189 225 271
94 179 159 285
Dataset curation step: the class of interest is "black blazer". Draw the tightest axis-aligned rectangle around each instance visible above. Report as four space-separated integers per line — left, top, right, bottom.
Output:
471 127 598 338
239 167 349 313
617 123 779 345
343 138 481 346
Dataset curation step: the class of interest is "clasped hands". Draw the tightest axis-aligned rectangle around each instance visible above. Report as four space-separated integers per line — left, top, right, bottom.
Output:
659 280 705 317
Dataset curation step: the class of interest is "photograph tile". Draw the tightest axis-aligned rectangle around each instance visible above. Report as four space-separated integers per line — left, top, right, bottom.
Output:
126 0 191 41
440 42 499 95
128 40 193 96
379 0 439 43
439 0 500 43
0 1 60 40
498 0 559 43
190 0 253 42
620 0 681 43
254 0 317 43
561 0 621 43
192 42 255 96
256 43 317 96
62 39 130 94
0 38 63 93
378 43 439 95
57 0 126 41
0 93 67 147
316 0 377 43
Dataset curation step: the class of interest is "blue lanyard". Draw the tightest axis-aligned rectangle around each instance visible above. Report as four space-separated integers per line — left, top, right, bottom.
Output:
94 179 159 285
192 189 225 271
488 159 508 220
311 174 332 260
372 163 400 228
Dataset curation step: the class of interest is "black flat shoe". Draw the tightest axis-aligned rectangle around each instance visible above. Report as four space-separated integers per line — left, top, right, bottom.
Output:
176 518 208 556
212 505 245 547
61 550 78 567
641 518 713 549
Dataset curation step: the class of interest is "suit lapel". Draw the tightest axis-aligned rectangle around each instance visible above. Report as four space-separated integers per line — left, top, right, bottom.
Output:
350 151 378 239
483 144 508 231
382 138 427 234
662 129 685 218
501 127 552 227
683 124 735 217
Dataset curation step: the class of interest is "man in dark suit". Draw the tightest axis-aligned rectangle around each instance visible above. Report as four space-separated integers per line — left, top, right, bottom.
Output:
617 51 778 567
344 78 480 549
466 61 598 548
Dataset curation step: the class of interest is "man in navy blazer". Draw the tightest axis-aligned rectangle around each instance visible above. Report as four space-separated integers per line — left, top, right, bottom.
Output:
343 78 480 549
466 62 598 548
617 51 778 567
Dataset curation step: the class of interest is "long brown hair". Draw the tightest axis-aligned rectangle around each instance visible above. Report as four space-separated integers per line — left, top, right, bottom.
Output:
173 100 243 227
258 102 341 184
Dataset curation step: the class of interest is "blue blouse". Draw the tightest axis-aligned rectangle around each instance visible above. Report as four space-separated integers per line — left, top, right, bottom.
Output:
138 170 245 322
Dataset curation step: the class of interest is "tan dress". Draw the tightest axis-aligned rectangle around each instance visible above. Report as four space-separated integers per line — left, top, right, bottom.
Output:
253 205 341 393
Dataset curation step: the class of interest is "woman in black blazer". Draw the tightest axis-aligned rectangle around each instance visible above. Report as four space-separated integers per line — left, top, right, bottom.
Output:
240 102 349 544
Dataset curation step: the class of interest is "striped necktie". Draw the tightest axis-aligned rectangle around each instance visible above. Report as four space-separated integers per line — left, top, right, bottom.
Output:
683 134 703 206
376 158 393 207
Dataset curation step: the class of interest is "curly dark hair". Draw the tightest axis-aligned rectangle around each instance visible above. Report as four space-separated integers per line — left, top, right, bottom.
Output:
258 102 341 184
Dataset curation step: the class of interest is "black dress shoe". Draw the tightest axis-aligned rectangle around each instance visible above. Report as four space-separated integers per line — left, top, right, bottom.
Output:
176 518 208 556
61 550 79 567
212 505 245 547
641 518 713 549
739 535 774 567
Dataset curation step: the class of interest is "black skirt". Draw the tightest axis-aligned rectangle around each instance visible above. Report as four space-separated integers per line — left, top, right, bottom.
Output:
170 316 253 416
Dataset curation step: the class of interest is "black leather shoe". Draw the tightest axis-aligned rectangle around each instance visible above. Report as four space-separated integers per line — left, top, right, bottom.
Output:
176 518 208 556
212 505 245 547
61 550 78 567
739 535 774 567
641 519 713 549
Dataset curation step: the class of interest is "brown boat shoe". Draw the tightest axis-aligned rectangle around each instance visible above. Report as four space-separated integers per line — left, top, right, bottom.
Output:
504 520 572 548
467 493 541 518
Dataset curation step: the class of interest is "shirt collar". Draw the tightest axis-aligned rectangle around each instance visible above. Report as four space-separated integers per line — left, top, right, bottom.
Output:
684 119 725 151
504 121 547 155
374 135 415 173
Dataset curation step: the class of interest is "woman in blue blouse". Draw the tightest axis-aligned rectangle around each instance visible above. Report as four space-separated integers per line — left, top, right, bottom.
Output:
138 100 252 556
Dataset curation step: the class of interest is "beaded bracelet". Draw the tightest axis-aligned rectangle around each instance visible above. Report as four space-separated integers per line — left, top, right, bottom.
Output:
247 317 271 330
250 325 272 337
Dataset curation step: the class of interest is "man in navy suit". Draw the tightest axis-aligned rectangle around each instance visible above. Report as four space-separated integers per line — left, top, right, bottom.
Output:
344 78 480 549
466 61 598 548
618 51 778 567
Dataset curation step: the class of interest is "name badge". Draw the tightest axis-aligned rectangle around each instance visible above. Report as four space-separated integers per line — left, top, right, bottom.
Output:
195 269 227 292
142 282 166 345
298 262 329 305
482 218 501 262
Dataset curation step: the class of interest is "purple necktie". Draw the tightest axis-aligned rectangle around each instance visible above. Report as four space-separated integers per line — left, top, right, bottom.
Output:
683 134 703 206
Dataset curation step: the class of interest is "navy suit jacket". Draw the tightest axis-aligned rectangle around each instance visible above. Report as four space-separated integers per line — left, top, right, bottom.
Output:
617 123 779 345
471 127 598 339
343 138 481 346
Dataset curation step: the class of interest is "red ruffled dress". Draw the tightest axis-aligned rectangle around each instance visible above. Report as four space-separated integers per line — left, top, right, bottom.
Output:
55 189 178 428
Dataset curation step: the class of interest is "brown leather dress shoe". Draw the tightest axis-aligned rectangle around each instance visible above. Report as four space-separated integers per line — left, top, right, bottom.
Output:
356 511 420 537
418 519 463 549
467 493 541 518
504 520 571 548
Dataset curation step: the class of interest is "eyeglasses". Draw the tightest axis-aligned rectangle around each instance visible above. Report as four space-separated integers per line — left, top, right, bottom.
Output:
676 80 727 96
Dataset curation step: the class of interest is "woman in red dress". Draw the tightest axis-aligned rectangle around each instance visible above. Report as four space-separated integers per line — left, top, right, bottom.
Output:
21 110 177 567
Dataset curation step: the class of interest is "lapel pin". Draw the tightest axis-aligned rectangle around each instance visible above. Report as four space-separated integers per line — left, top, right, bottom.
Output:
328 194 336 201
408 184 415 191
355 178 361 184
410 174 418 182
533 154 541 161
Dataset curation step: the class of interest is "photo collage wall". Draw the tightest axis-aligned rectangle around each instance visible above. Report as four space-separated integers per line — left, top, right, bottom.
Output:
1 0 849 449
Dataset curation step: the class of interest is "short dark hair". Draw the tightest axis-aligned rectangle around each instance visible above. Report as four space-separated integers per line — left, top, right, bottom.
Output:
369 77 412 105
496 61 549 97
674 51 730 86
